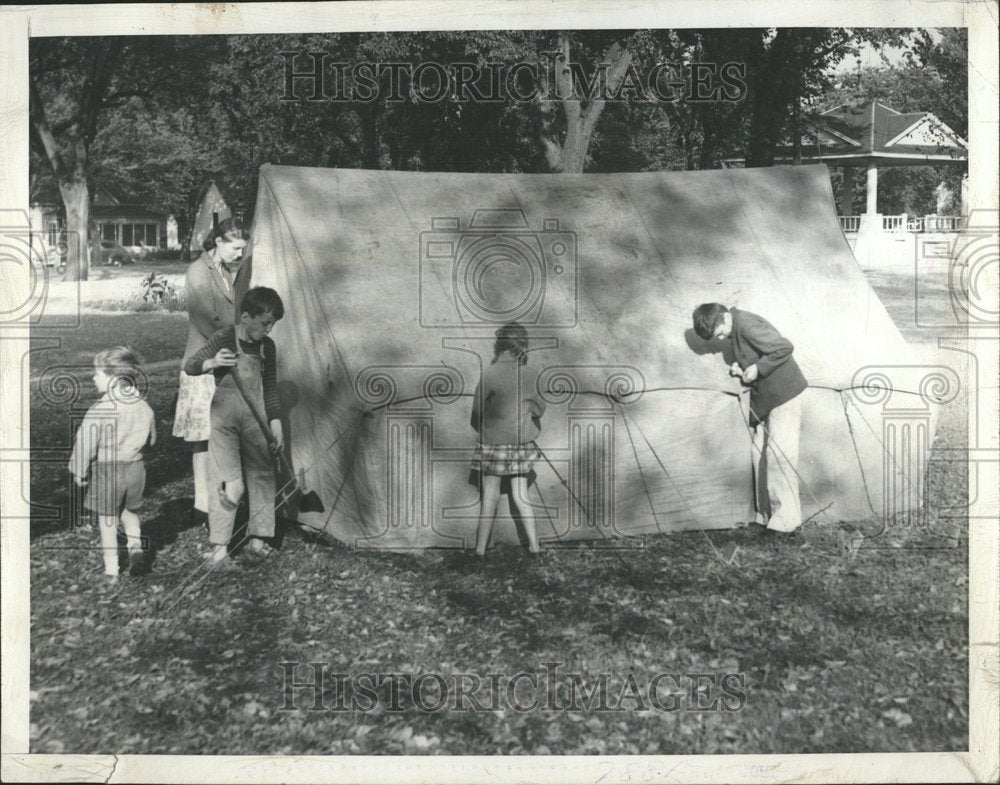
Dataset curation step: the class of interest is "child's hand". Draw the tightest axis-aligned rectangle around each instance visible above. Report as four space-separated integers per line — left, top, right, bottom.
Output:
73 473 88 487
269 419 284 452
729 362 742 378
741 364 759 384
206 348 238 371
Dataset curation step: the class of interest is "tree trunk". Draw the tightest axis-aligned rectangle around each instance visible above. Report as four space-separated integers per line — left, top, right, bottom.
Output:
698 124 717 170
744 31 790 168
539 33 632 173
746 85 781 167
792 97 802 165
60 178 90 281
359 104 380 169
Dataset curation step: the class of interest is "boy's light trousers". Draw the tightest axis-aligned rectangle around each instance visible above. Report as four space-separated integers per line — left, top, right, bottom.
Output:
752 394 803 533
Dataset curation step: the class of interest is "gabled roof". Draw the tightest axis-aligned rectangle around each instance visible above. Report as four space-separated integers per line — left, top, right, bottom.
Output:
191 176 246 210
91 205 166 220
773 100 967 166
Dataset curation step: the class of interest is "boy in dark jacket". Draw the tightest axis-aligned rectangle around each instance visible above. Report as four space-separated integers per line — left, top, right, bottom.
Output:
693 303 808 532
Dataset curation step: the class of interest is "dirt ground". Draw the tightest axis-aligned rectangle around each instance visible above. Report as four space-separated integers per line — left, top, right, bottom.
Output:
25 260 971 755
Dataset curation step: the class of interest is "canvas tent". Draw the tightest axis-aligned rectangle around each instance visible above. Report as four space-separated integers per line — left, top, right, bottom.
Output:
244 163 937 550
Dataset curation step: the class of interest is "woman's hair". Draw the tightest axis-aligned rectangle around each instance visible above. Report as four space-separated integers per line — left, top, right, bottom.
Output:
492 322 529 365
692 303 729 341
202 217 249 252
240 286 285 320
94 346 143 389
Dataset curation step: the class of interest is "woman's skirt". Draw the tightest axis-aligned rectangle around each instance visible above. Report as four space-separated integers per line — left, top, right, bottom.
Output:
472 442 541 477
172 371 216 442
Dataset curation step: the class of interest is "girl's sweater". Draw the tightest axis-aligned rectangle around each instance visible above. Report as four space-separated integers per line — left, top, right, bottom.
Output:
471 356 546 445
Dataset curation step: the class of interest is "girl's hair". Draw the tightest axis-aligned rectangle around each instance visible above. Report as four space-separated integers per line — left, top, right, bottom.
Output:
203 217 249 252
492 322 529 365
94 346 143 389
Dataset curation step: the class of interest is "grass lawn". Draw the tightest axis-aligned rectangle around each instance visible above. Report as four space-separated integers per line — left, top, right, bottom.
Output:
27 272 969 755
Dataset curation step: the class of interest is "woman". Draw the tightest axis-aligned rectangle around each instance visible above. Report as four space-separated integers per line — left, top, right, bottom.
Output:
173 219 249 527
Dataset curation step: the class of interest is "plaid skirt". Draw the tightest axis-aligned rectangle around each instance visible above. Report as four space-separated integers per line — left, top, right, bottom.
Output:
473 442 541 477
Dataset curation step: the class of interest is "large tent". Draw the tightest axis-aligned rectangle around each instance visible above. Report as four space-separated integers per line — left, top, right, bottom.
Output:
244 163 932 549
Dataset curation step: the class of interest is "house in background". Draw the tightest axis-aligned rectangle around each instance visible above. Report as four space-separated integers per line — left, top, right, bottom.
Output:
770 100 968 220
91 186 169 252
30 185 175 262
722 100 968 271
188 178 247 254
29 198 63 255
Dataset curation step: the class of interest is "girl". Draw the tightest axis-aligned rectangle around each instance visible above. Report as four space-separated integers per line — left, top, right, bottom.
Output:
471 322 546 556
173 219 249 529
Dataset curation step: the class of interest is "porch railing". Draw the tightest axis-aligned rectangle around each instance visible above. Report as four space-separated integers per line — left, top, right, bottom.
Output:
839 214 965 234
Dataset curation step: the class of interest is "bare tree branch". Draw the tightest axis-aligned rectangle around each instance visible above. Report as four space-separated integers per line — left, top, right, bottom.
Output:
29 74 68 182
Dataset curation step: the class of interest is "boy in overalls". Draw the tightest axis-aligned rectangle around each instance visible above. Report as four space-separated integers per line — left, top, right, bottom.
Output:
185 287 285 564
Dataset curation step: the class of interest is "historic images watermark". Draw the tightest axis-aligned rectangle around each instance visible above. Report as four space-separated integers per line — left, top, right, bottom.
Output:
350 206 649 548
418 208 577 329
1 211 85 536
279 52 747 104
0 209 81 329
848 211 999 547
278 661 747 714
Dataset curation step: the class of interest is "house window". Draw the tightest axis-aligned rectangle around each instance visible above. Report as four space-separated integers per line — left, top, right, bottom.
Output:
146 223 158 246
234 209 246 224
47 222 58 247
212 211 219 230
122 224 133 246
102 223 117 241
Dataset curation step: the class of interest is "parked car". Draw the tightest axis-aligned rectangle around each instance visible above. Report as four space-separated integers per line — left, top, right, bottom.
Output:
93 239 135 266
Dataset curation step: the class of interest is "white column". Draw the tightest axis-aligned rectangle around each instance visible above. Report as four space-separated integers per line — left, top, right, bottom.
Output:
854 161 885 270
866 162 878 215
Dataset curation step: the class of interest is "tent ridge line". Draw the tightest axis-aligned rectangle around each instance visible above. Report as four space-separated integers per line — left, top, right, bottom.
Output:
354 382 943 418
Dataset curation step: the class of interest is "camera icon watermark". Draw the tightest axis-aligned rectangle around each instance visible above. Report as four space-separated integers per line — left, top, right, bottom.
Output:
352 362 469 548
9 361 152 540
419 209 577 328
534 364 646 540
354 350 646 549
914 209 998 330
849 364 962 546
0 209 83 329
350 353 647 549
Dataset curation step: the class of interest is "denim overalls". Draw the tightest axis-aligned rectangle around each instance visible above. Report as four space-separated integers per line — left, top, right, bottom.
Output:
207 339 277 545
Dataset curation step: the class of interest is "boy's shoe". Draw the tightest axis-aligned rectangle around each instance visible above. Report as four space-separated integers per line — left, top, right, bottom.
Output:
128 549 150 576
245 538 275 560
205 545 236 570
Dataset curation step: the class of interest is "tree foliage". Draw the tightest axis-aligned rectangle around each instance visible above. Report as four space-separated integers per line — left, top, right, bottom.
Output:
821 29 968 216
29 27 966 259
